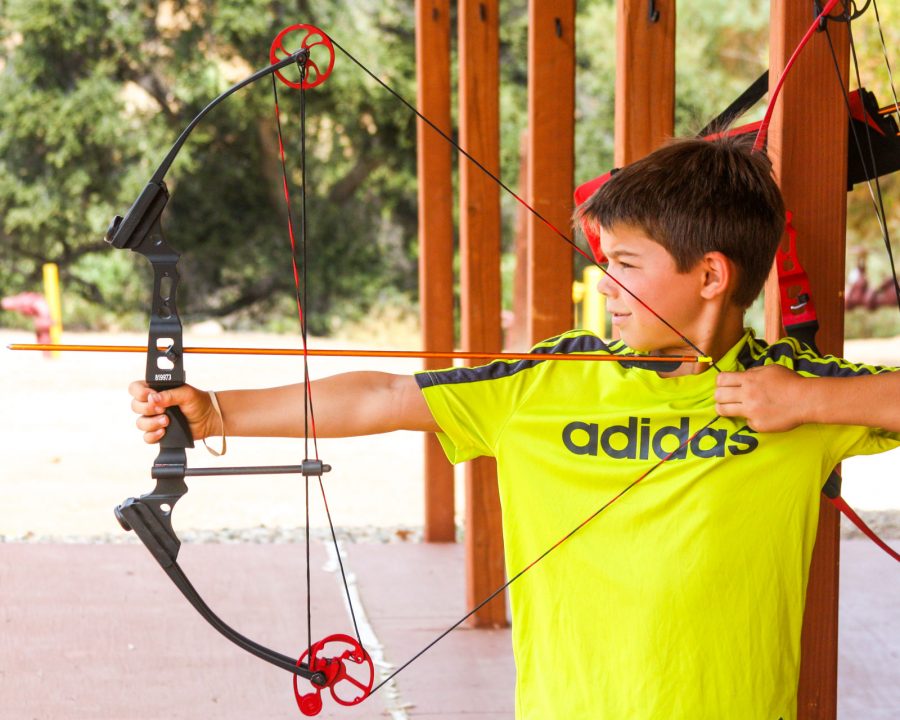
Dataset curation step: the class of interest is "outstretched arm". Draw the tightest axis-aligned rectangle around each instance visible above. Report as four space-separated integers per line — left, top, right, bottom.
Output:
130 371 439 445
715 364 900 433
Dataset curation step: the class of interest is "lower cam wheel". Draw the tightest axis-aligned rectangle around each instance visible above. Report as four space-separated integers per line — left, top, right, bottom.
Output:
294 634 374 715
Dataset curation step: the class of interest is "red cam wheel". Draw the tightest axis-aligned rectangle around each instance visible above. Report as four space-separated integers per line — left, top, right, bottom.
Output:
270 24 335 90
294 633 374 716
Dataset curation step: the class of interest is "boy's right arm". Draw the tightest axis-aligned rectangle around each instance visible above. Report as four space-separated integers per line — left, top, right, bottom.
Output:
130 371 439 445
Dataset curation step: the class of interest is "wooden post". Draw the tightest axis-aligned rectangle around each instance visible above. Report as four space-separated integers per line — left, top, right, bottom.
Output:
614 0 675 166
416 0 456 543
526 0 576 344
765 8 849 720
509 131 530 351
458 0 507 626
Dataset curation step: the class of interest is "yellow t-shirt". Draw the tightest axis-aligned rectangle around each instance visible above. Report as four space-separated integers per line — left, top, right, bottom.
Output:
415 329 898 720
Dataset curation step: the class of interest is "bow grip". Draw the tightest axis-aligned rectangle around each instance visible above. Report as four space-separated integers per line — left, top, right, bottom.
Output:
106 182 195 451
156 404 194 450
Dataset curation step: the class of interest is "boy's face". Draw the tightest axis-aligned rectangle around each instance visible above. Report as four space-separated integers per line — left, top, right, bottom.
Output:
598 224 707 353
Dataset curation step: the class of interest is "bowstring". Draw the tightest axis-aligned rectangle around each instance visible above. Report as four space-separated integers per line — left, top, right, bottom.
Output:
320 2 862 692
271 59 364 662
368 415 721 694
324 34 711 364
871 0 900 127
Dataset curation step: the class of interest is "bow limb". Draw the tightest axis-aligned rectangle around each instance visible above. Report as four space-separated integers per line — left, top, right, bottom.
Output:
107 157 324 683
752 0 842 152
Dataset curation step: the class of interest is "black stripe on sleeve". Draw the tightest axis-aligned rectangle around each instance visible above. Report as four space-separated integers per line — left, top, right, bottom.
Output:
415 332 687 389
738 335 897 378
415 333 610 389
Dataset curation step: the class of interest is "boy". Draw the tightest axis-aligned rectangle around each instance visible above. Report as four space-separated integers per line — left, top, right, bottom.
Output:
130 137 899 719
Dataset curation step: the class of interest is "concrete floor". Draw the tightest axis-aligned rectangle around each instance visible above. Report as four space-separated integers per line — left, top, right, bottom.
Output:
0 538 896 719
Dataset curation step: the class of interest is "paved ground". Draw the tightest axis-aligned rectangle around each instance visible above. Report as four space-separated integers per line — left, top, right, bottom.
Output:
0 540 896 719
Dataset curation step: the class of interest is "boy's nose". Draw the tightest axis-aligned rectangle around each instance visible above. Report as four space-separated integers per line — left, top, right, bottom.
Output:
596 271 615 297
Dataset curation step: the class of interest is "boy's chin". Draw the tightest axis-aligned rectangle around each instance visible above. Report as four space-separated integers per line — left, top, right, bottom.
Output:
621 334 678 356
617 332 655 353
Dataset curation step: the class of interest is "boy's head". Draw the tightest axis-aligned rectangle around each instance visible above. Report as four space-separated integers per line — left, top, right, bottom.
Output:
576 136 785 309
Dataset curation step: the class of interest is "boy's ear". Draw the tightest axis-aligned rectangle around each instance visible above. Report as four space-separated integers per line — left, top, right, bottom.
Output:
698 251 735 301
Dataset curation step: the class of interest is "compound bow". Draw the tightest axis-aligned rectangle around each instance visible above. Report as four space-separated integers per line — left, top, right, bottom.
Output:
107 25 373 716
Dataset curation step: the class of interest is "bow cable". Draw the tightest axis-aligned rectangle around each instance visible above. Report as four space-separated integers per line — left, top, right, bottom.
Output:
270 55 365 658
308 0 869 692
323 34 712 364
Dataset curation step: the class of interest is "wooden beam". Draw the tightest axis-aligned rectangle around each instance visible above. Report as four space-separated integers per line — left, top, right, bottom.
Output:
458 0 507 627
614 0 675 166
416 0 456 543
764 8 849 720
526 0 576 344
509 131 530 351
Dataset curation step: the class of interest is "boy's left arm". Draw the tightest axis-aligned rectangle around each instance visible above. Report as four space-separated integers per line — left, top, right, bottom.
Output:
715 364 900 433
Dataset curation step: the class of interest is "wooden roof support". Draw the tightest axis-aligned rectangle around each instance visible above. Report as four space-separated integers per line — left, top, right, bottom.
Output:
615 0 675 166
525 0 576 343
458 0 507 627
416 0 456 543
765 7 850 720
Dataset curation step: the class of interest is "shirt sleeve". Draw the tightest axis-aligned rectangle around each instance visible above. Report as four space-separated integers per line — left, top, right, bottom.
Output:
415 359 547 463
779 347 900 464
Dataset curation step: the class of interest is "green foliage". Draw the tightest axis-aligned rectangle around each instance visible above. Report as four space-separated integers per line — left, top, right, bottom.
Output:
675 0 770 133
1 0 897 340
0 0 423 334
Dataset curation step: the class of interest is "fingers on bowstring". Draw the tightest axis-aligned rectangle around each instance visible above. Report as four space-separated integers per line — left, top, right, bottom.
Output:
715 371 744 388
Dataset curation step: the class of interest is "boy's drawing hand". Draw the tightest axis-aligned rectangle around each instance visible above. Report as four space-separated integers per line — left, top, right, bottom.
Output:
715 365 808 432
129 380 214 444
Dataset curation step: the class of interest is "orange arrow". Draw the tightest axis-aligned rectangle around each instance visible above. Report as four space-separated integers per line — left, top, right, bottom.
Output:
8 342 712 364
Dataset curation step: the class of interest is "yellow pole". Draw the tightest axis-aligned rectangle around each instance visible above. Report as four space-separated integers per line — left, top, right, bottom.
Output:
582 266 606 338
42 263 62 358
571 278 585 329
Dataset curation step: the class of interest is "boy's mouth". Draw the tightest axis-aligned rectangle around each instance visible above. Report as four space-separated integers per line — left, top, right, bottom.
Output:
610 311 630 325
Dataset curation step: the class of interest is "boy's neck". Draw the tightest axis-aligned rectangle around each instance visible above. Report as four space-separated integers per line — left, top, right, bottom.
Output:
657 309 745 378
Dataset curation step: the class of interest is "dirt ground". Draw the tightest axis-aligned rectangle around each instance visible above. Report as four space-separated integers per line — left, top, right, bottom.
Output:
1 327 450 539
1 327 898 540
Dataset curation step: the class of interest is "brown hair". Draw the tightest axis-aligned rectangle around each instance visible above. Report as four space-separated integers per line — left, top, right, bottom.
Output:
576 136 785 308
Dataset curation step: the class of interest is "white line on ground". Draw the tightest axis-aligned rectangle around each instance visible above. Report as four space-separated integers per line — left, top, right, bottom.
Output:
324 541 412 720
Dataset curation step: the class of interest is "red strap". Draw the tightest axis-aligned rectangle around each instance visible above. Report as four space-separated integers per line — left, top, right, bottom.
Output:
776 211 820 332
573 170 615 263
830 495 900 563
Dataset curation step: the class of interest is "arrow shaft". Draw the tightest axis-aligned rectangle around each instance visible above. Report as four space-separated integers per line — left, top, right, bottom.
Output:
8 343 711 364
